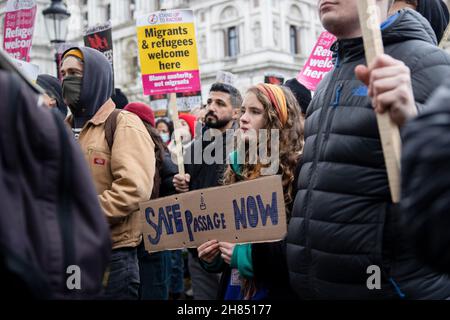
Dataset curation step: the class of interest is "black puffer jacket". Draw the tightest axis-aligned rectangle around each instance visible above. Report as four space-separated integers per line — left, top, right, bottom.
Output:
401 79 450 274
287 9 450 299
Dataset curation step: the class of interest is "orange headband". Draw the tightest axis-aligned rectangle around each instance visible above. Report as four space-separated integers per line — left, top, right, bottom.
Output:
257 83 288 127
63 49 84 62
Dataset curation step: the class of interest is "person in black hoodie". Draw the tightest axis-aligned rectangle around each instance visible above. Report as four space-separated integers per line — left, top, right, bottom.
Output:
287 0 450 299
389 0 449 43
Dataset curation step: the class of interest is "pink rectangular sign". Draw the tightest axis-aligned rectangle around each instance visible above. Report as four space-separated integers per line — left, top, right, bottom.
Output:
297 31 336 91
142 70 201 96
2 0 37 62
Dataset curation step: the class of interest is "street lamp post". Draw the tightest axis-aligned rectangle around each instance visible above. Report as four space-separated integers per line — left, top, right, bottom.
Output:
42 0 71 78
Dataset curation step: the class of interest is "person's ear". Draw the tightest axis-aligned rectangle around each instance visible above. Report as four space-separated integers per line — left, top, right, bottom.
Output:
232 108 240 120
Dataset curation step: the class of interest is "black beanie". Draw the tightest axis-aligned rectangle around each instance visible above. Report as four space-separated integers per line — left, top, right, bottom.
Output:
283 78 312 115
36 74 68 117
417 0 450 43
111 88 129 109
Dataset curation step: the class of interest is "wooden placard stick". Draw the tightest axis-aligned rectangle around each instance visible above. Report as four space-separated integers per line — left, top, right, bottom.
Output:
357 0 401 203
439 22 450 48
168 92 186 176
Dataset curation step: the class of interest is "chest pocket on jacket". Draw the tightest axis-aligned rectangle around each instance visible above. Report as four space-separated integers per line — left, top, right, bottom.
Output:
87 147 113 194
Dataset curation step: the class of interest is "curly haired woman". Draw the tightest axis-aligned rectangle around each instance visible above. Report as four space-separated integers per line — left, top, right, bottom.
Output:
197 83 304 300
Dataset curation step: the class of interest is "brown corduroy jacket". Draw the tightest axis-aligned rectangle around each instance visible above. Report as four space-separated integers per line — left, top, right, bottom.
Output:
68 99 155 249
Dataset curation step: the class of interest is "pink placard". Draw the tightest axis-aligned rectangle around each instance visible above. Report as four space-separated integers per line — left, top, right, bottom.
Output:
2 1 37 62
297 31 337 91
142 70 201 96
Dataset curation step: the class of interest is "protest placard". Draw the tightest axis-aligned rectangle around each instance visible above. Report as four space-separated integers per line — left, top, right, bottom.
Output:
150 93 168 117
176 90 201 113
11 57 38 82
297 31 336 91
264 73 284 85
216 70 236 86
136 9 201 96
2 0 37 62
140 175 287 253
84 21 114 85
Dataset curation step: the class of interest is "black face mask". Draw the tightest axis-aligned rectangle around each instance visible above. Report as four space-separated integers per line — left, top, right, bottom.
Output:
62 76 83 113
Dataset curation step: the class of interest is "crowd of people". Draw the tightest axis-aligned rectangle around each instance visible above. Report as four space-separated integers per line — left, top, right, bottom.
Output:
2 0 450 300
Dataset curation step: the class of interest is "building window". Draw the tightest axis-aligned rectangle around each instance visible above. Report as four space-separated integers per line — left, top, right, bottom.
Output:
126 42 139 82
227 26 239 57
290 25 299 55
200 11 205 22
83 11 89 28
130 0 136 19
106 4 111 21
254 0 259 7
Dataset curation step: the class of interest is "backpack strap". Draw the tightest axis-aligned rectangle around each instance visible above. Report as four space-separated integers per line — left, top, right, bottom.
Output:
104 109 121 151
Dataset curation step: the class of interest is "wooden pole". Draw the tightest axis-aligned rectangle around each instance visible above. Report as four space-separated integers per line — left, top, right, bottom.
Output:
357 0 401 203
168 92 186 176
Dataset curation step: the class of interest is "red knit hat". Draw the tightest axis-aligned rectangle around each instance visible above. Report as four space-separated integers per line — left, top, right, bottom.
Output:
124 102 155 127
178 113 197 137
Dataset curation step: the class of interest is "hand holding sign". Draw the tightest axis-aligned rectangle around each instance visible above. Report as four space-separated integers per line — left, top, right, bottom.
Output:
173 173 190 193
219 242 236 265
198 240 220 263
355 54 417 127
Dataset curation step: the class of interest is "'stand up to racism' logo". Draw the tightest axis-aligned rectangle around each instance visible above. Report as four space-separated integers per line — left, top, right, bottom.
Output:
148 14 158 24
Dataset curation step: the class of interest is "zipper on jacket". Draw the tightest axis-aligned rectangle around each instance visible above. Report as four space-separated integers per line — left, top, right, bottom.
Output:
332 84 343 107
389 278 406 299
301 54 344 293
319 83 343 163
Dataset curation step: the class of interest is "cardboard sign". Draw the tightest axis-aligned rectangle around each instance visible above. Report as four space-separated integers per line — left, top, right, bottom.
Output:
2 0 37 61
136 9 201 96
84 21 114 85
297 31 336 91
140 175 287 253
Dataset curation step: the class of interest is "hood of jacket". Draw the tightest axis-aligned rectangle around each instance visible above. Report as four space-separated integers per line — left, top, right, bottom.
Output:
62 46 113 119
332 9 438 64
417 0 450 43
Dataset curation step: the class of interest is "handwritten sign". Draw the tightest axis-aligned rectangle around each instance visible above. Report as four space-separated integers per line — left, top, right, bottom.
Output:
297 31 336 91
140 175 287 253
136 9 201 95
